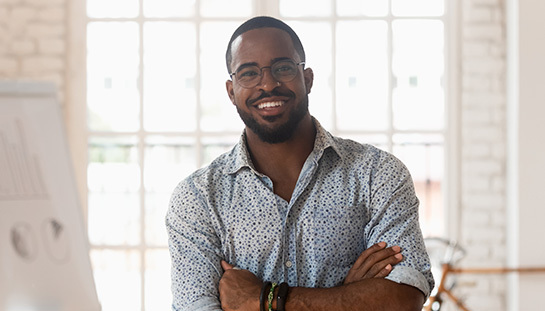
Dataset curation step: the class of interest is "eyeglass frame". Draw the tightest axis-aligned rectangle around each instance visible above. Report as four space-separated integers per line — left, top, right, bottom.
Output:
229 59 306 89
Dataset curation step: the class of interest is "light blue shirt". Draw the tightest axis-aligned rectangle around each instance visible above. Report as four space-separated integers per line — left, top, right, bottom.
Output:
166 119 434 311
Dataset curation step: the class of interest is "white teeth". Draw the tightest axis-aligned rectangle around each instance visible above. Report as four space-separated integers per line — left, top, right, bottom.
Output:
257 101 284 109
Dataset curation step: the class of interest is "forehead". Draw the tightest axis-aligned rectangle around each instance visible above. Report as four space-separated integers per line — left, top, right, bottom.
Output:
230 27 298 68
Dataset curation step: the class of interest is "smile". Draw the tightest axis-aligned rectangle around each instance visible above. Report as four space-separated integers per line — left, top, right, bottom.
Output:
257 101 284 109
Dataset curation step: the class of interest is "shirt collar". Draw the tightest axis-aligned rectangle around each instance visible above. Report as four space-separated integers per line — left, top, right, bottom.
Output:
225 117 342 175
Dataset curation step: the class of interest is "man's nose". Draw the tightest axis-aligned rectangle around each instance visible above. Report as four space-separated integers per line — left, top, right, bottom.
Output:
257 67 280 91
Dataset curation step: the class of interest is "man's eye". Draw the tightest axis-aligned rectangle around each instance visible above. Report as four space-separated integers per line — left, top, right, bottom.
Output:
239 70 259 78
274 65 295 75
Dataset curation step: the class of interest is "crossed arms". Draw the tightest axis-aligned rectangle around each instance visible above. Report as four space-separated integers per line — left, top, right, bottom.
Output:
219 242 425 311
166 148 434 311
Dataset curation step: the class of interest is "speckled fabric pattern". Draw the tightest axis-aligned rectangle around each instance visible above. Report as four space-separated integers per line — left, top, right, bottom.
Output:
166 118 434 311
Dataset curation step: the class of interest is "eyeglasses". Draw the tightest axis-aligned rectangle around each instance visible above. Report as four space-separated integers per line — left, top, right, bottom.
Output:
229 59 305 89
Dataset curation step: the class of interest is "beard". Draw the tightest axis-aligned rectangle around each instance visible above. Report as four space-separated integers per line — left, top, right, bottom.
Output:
236 92 309 144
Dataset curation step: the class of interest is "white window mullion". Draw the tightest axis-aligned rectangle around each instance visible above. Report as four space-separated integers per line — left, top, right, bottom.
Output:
138 19 146 311
259 0 280 16
445 0 461 240
387 11 395 153
331 19 338 134
195 18 204 168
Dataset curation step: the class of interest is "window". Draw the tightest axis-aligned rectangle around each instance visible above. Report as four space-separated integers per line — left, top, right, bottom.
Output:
81 0 449 309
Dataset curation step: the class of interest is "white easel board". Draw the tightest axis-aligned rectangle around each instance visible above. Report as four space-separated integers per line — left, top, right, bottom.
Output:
0 82 101 311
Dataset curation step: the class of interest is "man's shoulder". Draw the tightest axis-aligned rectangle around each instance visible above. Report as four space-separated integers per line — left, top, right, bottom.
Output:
328 135 410 176
170 148 239 207
186 146 238 183
331 135 391 161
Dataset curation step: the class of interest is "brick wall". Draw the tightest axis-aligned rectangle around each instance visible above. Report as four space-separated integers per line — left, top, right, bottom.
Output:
456 0 508 310
0 0 67 103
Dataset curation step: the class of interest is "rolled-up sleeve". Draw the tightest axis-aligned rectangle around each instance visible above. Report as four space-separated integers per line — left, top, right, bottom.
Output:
166 178 224 311
365 154 434 297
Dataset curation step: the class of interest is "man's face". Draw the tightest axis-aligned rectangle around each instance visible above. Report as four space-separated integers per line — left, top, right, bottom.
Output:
226 27 313 144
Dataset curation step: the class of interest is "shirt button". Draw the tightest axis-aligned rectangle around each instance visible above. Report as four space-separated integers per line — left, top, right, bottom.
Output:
285 261 293 268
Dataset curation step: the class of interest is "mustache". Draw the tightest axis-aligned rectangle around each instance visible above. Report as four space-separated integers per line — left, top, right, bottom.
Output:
247 89 295 106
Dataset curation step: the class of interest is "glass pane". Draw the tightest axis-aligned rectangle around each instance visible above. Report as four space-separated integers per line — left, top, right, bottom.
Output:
87 0 138 18
337 0 388 17
336 21 389 131
144 22 197 132
392 0 444 16
202 136 239 167
288 22 333 130
88 137 140 245
280 0 331 17
88 136 140 193
91 250 141 311
392 20 444 131
393 134 444 237
200 21 245 132
200 0 252 17
144 136 197 193
144 136 197 246
145 249 172 310
87 22 140 132
88 192 140 245
144 0 195 17
145 192 171 246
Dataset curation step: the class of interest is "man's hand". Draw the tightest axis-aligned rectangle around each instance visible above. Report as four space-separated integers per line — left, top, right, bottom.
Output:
219 260 263 311
344 242 403 285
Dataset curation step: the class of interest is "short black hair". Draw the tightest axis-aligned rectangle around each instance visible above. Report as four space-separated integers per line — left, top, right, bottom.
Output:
225 16 306 74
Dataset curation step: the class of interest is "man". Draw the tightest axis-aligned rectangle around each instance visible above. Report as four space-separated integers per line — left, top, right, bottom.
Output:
166 16 434 311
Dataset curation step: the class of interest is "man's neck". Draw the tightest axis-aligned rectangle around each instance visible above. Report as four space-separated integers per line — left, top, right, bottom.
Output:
245 115 316 201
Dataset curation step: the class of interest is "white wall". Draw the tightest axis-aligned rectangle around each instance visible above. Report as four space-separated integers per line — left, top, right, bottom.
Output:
457 0 508 308
507 0 545 309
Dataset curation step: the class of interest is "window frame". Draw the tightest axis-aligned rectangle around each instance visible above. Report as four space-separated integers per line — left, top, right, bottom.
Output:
66 0 460 309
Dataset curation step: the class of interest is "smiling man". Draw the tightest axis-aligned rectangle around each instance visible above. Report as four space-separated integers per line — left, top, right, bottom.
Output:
166 16 434 311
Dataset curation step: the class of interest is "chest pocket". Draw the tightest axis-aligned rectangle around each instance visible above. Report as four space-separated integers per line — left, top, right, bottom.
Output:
311 206 366 267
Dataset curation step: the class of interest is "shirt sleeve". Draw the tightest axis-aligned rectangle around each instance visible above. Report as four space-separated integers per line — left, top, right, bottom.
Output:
365 152 435 298
166 177 224 311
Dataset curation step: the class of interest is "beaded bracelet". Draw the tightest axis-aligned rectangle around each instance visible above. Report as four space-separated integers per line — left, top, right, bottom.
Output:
267 282 277 311
260 282 272 311
276 282 289 311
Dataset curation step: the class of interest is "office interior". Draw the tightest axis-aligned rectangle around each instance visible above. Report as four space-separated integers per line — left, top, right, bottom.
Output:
0 0 544 310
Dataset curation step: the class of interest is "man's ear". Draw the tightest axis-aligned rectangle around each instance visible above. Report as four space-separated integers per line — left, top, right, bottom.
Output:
226 79 235 104
303 67 314 94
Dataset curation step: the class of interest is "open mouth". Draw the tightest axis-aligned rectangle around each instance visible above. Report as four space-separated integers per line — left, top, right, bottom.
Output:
257 101 284 109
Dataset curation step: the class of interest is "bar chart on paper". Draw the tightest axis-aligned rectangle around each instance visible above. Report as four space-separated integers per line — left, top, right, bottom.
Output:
0 82 101 311
0 118 48 200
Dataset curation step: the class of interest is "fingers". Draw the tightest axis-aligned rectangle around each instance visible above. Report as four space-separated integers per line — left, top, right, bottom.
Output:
344 242 403 285
363 251 402 278
221 260 234 271
351 242 388 269
374 264 393 278
352 242 402 272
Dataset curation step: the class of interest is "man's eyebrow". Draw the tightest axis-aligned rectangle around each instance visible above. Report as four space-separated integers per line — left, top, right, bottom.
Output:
233 62 258 73
271 57 292 63
233 57 294 73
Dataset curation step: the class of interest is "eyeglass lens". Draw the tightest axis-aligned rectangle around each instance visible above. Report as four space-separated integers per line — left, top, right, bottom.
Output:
234 60 300 87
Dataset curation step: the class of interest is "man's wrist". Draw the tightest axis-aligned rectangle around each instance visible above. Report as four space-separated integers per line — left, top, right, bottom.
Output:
276 282 289 311
267 283 278 311
259 282 272 311
259 281 289 311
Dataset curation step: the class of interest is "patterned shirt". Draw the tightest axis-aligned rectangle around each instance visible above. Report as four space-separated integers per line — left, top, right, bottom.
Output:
166 119 434 311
